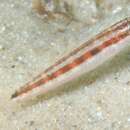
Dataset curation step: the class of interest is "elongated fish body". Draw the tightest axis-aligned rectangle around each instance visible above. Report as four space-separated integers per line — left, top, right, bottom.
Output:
12 17 130 100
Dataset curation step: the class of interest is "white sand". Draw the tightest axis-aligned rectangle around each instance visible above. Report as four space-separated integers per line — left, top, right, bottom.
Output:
0 0 130 130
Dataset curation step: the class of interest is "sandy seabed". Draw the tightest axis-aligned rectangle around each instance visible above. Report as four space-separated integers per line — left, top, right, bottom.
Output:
0 0 130 130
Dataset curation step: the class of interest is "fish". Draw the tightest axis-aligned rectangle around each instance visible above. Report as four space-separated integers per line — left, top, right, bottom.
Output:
11 17 130 100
